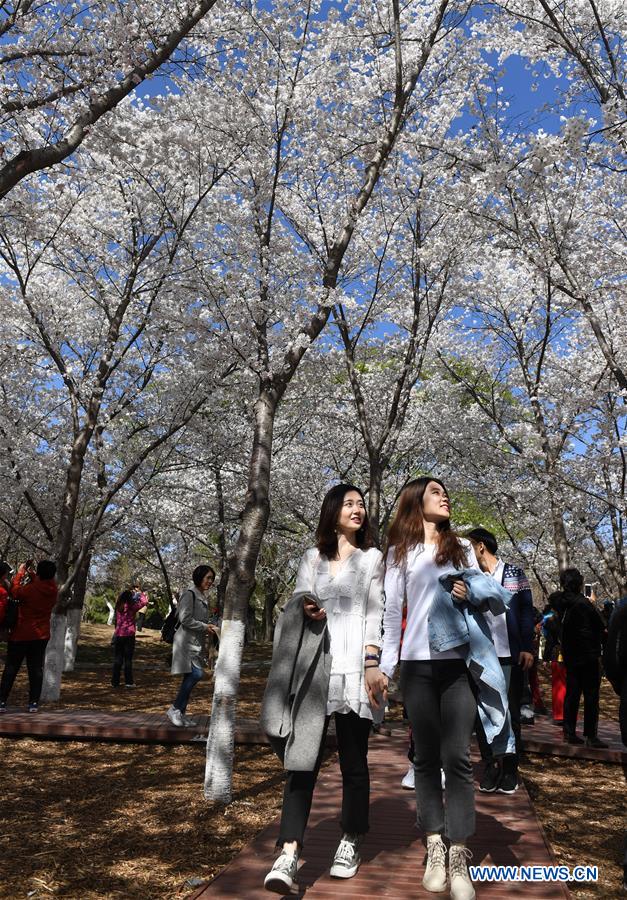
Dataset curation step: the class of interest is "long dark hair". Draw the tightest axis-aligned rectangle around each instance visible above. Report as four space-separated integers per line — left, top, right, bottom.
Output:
115 589 134 612
315 483 374 560
386 477 468 569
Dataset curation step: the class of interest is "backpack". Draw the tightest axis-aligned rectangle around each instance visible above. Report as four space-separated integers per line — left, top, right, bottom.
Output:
160 591 196 644
160 606 179 644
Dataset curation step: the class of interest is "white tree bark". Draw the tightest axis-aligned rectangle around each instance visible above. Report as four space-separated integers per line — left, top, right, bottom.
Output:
41 613 68 702
204 619 246 802
63 607 83 673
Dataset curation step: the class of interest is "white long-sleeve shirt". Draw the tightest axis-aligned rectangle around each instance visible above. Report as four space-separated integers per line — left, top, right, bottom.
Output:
483 558 511 657
380 539 479 677
294 546 384 719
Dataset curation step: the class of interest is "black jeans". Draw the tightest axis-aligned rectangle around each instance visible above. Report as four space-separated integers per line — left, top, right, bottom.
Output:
401 659 476 843
277 710 372 848
564 659 601 738
476 657 522 761
619 672 627 747
111 635 136 686
0 639 48 704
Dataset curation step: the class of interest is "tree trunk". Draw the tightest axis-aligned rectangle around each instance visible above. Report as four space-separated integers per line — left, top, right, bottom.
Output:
549 490 571 573
63 607 83 673
204 617 247 801
63 553 91 672
214 465 230 616
204 388 277 802
368 458 384 544
42 436 92 698
41 612 68 702
263 583 278 642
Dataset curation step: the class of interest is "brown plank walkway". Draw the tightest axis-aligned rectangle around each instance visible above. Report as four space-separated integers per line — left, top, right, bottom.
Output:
0 708 266 745
0 706 623 766
521 713 626 764
192 732 571 899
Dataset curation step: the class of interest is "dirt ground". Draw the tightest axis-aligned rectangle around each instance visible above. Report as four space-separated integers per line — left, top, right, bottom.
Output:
520 666 626 900
0 625 625 898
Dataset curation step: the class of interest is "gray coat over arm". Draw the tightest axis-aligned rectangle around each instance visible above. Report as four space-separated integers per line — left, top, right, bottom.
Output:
260 591 331 771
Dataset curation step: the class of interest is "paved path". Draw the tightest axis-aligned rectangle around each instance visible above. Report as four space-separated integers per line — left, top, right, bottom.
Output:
190 731 571 899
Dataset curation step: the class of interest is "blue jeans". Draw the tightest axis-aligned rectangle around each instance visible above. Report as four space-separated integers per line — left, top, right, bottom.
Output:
173 665 203 713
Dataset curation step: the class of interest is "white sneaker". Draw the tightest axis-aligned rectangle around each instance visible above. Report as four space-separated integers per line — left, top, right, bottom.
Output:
264 851 298 893
449 845 475 900
166 706 185 727
182 715 198 727
520 704 535 724
441 768 446 788
329 833 361 878
423 834 447 892
401 765 415 790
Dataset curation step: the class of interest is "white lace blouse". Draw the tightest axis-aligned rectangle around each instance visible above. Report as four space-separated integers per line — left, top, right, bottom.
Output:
293 546 384 721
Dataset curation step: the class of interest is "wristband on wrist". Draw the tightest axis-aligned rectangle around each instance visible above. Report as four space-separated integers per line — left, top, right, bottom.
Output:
364 662 380 669
365 652 380 662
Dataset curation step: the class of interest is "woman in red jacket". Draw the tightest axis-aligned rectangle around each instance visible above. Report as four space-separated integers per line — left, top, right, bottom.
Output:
0 562 11 628
0 559 58 712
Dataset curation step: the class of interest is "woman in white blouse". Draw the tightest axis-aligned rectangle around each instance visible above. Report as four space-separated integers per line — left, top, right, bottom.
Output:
264 483 386 894
380 477 478 900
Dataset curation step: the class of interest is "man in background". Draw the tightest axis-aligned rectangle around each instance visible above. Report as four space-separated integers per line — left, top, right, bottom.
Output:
467 528 535 794
560 567 607 748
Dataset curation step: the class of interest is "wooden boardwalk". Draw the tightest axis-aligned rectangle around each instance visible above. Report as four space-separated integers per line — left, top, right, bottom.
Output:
0 706 623 765
192 732 571 899
521 713 626 764
0 708 266 745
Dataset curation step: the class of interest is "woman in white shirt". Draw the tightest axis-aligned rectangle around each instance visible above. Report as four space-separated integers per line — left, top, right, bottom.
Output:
264 483 386 894
380 477 478 900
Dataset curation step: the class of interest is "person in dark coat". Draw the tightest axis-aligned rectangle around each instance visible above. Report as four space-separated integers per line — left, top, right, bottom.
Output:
560 568 607 747
603 597 627 890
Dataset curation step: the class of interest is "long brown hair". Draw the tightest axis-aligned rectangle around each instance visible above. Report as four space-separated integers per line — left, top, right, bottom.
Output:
315 483 374 559
386 477 468 569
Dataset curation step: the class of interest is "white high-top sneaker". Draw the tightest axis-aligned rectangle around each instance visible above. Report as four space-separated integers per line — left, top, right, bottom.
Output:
423 834 447 892
449 844 475 900
264 850 298 893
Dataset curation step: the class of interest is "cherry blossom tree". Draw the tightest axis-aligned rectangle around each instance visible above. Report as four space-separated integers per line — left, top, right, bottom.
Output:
199 0 473 802
0 92 238 697
0 0 221 197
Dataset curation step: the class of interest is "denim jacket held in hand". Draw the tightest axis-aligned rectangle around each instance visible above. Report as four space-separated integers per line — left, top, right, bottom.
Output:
428 567 515 754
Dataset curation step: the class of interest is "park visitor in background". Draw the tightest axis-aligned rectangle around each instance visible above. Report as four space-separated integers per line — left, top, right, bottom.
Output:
560 567 607 748
167 565 219 728
0 559 58 712
467 527 535 795
603 597 627 891
261 483 385 893
110 588 148 688
0 562 11 632
380 477 512 900
133 583 150 632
